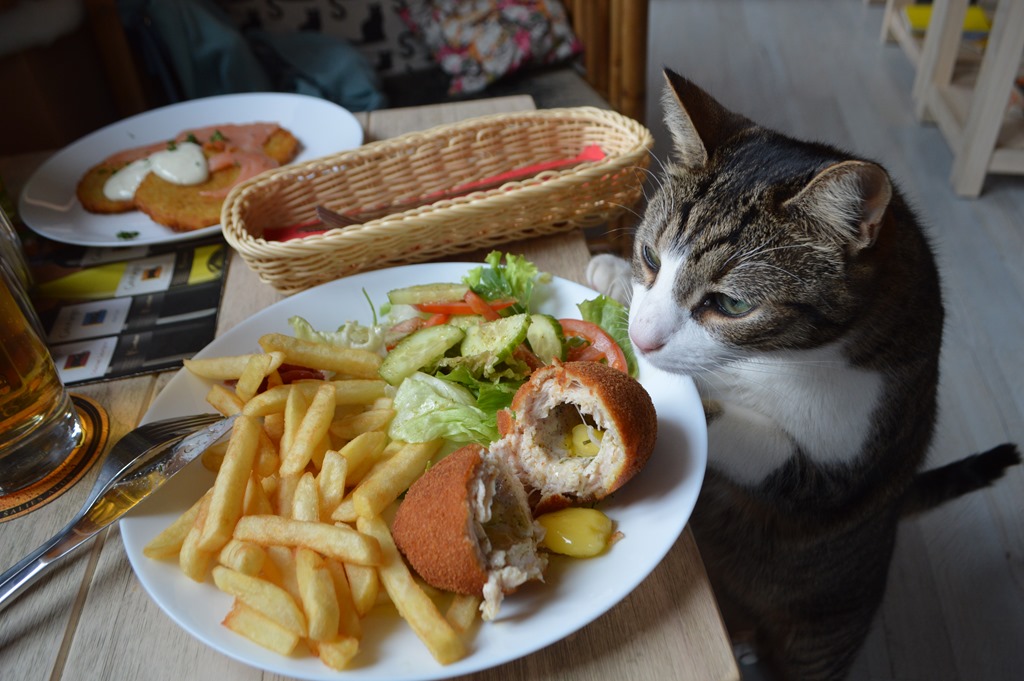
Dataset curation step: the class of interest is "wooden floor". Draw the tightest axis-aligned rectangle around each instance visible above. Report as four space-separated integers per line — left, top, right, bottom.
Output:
641 1 1024 680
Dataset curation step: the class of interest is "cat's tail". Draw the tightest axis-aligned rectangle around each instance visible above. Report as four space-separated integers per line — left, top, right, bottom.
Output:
901 444 1020 517
901 440 1019 516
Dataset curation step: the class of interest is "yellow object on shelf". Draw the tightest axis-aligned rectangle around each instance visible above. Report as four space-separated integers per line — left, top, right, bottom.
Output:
903 4 992 39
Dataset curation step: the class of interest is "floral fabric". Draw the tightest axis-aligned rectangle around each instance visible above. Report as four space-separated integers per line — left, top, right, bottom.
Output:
400 0 582 95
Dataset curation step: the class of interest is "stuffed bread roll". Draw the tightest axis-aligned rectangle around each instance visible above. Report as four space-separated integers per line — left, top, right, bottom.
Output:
391 443 547 621
496 361 657 515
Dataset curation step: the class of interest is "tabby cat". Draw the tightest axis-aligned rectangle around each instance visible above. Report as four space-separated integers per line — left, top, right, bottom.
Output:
588 69 1020 680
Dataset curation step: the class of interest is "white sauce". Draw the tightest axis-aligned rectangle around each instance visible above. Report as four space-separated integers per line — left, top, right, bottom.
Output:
102 158 151 201
102 142 209 201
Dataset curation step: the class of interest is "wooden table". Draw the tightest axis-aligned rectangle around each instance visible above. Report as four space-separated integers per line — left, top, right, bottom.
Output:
0 97 739 681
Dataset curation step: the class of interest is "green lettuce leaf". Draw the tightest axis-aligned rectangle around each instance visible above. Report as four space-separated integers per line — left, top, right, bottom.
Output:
388 372 499 445
577 295 639 377
463 251 549 314
439 365 521 413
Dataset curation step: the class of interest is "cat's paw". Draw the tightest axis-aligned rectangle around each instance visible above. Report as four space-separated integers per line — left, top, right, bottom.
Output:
586 253 632 305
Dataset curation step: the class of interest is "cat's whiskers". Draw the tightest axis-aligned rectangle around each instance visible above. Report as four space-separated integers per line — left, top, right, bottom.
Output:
631 164 665 201
607 201 643 222
646 150 673 187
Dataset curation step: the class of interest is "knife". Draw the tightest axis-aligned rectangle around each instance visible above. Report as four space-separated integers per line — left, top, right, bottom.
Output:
0 413 238 612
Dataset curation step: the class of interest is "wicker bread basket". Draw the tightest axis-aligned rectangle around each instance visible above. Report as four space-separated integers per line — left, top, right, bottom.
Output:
221 107 653 295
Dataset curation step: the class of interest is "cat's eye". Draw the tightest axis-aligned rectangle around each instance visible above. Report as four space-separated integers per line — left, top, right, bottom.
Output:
641 244 661 273
709 293 755 317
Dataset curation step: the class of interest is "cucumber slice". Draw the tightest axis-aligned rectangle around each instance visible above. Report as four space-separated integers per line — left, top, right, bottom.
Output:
526 314 565 363
460 313 530 361
447 314 486 330
387 283 469 305
379 324 465 385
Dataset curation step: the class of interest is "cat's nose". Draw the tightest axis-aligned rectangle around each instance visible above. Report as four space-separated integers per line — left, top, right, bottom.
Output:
630 330 665 354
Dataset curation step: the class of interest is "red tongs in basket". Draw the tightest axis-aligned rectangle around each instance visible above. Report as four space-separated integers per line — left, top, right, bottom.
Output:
263 145 607 242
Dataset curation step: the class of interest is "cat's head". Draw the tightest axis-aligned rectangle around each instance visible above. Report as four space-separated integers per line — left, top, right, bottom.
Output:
629 70 893 375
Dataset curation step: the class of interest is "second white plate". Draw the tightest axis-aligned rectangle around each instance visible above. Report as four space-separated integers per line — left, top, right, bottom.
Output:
19 92 363 248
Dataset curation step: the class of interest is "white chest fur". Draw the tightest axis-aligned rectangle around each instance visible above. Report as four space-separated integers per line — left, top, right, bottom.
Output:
697 347 883 484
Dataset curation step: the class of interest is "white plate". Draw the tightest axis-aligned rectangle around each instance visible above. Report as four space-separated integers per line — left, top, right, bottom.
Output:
120 262 707 680
19 93 363 248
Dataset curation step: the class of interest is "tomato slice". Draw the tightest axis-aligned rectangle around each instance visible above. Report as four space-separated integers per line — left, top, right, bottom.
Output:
413 295 516 318
423 313 451 327
559 319 629 373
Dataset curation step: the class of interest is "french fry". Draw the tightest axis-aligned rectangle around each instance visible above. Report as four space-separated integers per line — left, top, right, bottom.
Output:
263 545 301 602
144 489 213 560
200 440 229 473
254 430 280 478
261 472 279 499
263 411 285 445
206 383 245 416
233 515 381 566
446 594 481 634
330 497 357 524
356 516 466 664
242 474 273 516
330 379 389 406
179 494 215 581
212 566 307 637
274 473 301 518
198 414 261 553
310 431 331 470
317 450 348 519
243 380 388 418
243 384 295 418
329 409 395 441
265 369 283 390
280 385 310 457
337 431 388 485
352 439 442 519
280 383 335 476
325 559 362 638
218 539 266 576
235 351 285 403
343 563 379 618
295 548 340 642
222 601 301 656
312 636 360 671
291 472 320 522
184 354 259 381
258 333 382 379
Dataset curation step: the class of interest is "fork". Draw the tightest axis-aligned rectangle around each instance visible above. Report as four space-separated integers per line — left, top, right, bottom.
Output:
0 412 224 612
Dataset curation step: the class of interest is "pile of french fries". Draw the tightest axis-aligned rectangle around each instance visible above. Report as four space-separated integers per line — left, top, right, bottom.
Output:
144 333 481 670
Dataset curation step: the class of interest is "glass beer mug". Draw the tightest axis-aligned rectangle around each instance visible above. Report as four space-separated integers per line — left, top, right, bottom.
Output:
0 212 83 494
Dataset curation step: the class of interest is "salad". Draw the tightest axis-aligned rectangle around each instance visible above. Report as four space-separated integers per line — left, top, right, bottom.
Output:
287 251 636 449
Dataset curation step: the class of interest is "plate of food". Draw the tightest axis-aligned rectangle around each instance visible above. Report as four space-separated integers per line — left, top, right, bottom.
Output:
19 92 363 248
119 258 707 680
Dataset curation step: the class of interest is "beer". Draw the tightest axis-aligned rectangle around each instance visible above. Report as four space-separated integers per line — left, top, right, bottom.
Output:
0 274 82 493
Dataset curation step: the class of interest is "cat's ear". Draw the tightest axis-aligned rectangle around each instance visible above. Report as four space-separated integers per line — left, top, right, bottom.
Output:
784 160 892 251
662 69 751 169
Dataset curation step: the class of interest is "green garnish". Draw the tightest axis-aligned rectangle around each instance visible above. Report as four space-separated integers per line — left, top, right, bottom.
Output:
117 231 139 240
186 133 199 144
166 140 177 151
211 130 226 142
362 288 378 325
